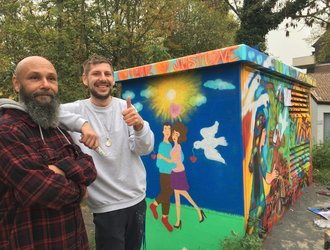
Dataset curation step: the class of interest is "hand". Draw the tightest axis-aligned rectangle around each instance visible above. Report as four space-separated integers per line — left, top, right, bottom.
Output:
122 97 144 131
48 165 65 176
80 122 99 149
265 167 279 184
272 168 279 179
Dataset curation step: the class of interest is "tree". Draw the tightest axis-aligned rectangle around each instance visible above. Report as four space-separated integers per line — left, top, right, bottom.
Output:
223 0 330 50
315 27 330 63
0 0 89 101
165 0 238 57
0 0 239 102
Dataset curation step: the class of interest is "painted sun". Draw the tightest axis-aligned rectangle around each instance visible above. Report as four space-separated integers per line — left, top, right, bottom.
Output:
148 74 202 121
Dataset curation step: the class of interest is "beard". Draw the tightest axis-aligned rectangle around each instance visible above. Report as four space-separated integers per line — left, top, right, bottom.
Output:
90 88 112 100
19 87 60 129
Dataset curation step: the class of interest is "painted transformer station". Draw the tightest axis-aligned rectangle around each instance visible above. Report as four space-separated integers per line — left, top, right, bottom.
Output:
114 44 315 250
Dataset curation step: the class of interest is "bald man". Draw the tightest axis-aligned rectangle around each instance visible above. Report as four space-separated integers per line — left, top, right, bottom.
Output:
0 56 97 249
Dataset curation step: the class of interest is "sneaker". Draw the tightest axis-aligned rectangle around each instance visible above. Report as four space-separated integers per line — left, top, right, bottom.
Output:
162 216 173 232
149 203 158 219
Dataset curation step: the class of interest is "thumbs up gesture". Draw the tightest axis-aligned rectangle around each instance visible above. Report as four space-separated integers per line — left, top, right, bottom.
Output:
126 96 132 109
122 96 144 131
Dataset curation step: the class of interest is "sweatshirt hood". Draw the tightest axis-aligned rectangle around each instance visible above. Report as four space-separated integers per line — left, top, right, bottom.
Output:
0 98 26 113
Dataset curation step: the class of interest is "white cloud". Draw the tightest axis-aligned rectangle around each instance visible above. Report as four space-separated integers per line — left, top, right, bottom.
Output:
204 79 235 90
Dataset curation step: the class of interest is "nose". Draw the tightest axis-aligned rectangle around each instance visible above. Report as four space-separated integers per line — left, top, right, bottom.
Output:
98 72 109 82
40 77 51 88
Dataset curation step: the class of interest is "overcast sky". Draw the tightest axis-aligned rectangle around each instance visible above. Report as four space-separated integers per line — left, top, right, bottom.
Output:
266 21 316 66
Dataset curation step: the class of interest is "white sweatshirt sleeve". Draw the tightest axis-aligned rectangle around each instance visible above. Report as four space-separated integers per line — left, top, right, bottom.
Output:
59 102 87 133
128 120 155 156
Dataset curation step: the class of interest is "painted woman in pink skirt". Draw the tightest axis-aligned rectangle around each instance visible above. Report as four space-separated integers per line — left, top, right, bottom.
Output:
158 122 205 229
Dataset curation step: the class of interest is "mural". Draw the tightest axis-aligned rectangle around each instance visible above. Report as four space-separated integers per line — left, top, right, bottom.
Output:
121 64 245 249
115 44 314 249
241 66 312 235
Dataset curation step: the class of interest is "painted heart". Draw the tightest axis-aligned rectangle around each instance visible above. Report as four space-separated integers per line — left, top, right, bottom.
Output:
170 103 182 119
151 154 157 160
190 156 197 163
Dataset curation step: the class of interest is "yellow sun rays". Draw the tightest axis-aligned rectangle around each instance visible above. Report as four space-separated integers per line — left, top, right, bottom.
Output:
148 74 201 122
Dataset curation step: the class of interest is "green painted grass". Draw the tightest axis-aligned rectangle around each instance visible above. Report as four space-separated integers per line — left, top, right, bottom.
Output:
145 198 245 250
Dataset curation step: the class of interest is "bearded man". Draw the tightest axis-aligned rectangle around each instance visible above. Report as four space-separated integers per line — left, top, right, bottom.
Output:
0 56 97 250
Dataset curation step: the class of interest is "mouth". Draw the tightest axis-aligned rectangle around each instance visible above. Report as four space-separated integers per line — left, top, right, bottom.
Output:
34 94 54 105
94 82 111 92
34 92 54 98
94 81 111 88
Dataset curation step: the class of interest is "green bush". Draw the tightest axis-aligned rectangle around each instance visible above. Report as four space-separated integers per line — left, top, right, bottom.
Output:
221 217 263 250
312 137 330 185
312 138 330 169
313 167 330 185
221 231 262 250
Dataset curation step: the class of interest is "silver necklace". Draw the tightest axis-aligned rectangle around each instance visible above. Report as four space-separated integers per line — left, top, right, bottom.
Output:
99 112 113 147
104 133 112 147
89 100 114 148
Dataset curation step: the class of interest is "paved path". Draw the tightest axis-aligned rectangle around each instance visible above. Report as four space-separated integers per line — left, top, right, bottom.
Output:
263 183 330 250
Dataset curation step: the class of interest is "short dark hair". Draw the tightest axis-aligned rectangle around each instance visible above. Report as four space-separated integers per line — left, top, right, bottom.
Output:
83 54 113 75
163 122 171 127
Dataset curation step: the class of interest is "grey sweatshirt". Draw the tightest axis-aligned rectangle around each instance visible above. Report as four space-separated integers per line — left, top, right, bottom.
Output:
61 98 154 213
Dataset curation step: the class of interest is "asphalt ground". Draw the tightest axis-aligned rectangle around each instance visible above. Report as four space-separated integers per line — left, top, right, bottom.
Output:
263 183 330 250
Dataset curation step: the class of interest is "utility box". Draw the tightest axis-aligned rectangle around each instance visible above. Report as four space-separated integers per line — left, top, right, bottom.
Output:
114 44 315 249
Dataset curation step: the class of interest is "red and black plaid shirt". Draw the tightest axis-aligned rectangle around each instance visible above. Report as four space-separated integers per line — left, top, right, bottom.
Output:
0 109 97 250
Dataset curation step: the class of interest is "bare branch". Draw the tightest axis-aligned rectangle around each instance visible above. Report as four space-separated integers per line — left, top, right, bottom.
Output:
223 0 240 18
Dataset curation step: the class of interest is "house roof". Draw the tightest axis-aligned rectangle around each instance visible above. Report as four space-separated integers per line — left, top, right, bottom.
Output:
310 72 330 103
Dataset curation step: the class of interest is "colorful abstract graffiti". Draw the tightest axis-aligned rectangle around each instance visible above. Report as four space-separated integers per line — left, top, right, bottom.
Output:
115 44 316 87
241 66 312 234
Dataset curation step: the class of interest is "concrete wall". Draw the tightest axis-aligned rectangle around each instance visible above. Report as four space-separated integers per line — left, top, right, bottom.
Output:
311 98 330 144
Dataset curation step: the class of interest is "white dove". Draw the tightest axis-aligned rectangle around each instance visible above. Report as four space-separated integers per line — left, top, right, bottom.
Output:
193 121 228 164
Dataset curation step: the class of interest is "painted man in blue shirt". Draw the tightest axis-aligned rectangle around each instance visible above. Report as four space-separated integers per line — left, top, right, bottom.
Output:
149 122 176 232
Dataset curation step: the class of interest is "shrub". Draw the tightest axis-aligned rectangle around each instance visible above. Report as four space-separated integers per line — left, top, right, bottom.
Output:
221 231 263 250
221 218 263 250
312 138 330 169
312 137 330 185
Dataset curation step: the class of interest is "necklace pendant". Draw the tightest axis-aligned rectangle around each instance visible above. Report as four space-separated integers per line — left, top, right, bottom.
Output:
105 138 112 147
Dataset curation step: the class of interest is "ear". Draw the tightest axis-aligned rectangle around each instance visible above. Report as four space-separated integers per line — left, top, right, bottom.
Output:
82 74 88 87
12 75 20 93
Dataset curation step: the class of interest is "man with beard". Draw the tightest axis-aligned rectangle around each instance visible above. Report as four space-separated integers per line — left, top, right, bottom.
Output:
0 56 97 250
61 55 154 250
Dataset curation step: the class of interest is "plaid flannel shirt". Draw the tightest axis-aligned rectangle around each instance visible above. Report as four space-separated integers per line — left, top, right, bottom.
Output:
0 109 97 250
